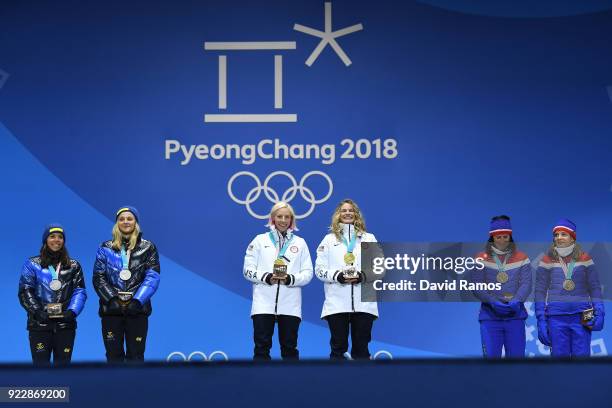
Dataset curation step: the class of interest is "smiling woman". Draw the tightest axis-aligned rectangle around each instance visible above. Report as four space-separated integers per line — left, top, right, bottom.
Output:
17 224 87 366
242 201 313 360
315 199 380 360
535 219 605 357
92 206 161 363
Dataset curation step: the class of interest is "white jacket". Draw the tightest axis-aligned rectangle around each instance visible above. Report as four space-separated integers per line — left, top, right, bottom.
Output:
315 223 379 318
243 228 313 318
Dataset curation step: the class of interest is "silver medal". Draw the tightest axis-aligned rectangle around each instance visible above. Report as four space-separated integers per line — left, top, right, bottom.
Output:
119 269 132 281
50 279 62 291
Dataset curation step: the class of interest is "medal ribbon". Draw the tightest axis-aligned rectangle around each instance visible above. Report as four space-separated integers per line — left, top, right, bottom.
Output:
558 256 576 280
48 262 61 280
492 253 509 273
268 232 293 260
341 230 357 254
121 246 131 270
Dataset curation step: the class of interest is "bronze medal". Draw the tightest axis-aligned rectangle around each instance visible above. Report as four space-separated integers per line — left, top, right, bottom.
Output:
496 271 509 284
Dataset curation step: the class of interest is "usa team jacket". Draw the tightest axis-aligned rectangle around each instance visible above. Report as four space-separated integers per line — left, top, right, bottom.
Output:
534 252 604 319
18 256 87 331
243 228 313 319
315 224 379 318
471 250 532 321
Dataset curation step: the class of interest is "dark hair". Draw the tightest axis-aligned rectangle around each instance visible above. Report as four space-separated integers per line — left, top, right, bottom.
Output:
39 244 70 269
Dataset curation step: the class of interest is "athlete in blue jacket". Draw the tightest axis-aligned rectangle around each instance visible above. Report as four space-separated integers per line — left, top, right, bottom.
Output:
471 215 532 358
18 224 87 366
535 219 604 357
93 206 160 362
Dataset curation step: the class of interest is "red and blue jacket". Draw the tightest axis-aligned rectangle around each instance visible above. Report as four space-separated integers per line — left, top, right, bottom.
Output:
535 252 604 319
471 250 532 321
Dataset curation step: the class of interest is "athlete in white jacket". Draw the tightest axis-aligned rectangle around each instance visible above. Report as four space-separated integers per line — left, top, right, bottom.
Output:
243 201 313 360
315 199 378 359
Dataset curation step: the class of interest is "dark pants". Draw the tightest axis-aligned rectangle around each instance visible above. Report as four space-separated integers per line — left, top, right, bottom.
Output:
28 328 76 366
101 315 148 363
252 314 301 360
480 319 526 358
326 312 375 360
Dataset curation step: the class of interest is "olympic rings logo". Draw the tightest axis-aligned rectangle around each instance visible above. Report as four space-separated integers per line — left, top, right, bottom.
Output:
227 171 333 219
343 350 393 360
166 351 229 362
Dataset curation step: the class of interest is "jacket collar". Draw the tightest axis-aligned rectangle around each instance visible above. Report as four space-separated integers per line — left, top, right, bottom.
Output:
269 226 293 241
340 223 361 240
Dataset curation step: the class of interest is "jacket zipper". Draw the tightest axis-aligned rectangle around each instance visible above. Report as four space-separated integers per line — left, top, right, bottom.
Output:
273 231 285 315
347 224 355 312
274 282 281 315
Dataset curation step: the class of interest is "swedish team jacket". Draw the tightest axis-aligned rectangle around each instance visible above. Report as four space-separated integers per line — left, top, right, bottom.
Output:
18 256 87 331
93 234 161 316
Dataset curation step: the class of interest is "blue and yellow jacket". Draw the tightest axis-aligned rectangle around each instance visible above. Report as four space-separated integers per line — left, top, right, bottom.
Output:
18 256 87 331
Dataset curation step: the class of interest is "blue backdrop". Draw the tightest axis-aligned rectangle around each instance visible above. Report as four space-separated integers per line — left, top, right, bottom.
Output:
1 0 612 361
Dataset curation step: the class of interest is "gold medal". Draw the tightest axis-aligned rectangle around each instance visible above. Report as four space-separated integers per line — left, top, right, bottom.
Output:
273 258 287 278
344 252 355 265
496 271 508 284
563 279 575 291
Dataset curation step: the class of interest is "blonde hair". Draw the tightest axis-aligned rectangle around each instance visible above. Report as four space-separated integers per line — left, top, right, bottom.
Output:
266 201 298 230
111 222 141 251
330 199 366 241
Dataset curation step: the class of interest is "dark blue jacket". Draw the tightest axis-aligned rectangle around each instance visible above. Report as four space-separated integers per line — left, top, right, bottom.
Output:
93 234 160 316
18 256 87 331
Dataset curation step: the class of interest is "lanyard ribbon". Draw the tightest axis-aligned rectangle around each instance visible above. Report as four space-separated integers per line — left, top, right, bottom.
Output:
268 231 293 260
341 228 357 254
48 263 61 280
121 246 131 269
558 256 576 280
492 253 509 273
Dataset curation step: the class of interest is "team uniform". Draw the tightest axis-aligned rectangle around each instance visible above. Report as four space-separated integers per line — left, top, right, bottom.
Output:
471 249 532 357
93 231 160 362
243 227 313 359
315 223 378 359
535 218 604 357
18 225 87 366
535 252 604 356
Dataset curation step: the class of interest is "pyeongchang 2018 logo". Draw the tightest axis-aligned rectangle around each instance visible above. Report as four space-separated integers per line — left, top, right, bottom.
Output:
196 2 371 221
163 2 398 220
